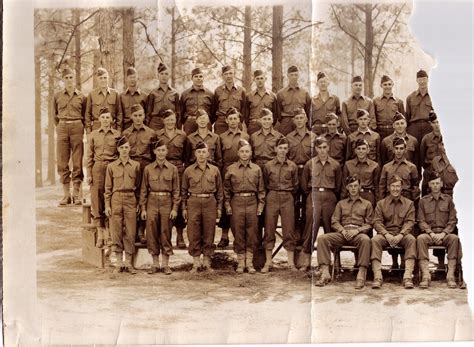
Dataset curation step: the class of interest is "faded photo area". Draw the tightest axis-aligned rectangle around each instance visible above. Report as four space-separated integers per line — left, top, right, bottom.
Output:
8 0 472 344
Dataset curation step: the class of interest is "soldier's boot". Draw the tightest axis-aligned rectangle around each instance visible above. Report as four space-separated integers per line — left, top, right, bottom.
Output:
236 254 245 274
446 259 458 289
314 264 331 287
59 183 72 206
72 182 82 205
371 260 383 289
355 266 367 289
162 254 172 275
419 259 431 289
189 256 201 273
95 227 104 248
110 252 123 279
402 259 415 289
246 251 256 274
298 252 311 272
125 254 137 275
202 255 214 273
176 227 187 249
103 228 112 247
147 255 160 274
217 229 230 248
391 254 399 270
260 249 273 273
287 251 298 271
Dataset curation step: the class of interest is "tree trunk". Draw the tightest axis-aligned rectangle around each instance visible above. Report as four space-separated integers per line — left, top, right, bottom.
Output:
364 5 374 97
242 6 252 91
92 11 101 89
272 5 284 92
170 7 176 86
122 7 135 85
35 54 43 187
73 9 82 88
47 58 56 184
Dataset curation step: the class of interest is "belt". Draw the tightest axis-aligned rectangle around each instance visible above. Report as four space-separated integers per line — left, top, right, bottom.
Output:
377 125 393 129
249 119 259 123
114 191 135 195
59 119 82 124
186 115 197 120
314 187 333 192
190 193 212 198
269 190 292 193
150 192 171 196
234 192 254 197
360 188 374 193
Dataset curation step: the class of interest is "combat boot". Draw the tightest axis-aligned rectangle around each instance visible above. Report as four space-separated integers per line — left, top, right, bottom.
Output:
287 251 298 271
147 255 160 274
298 252 311 271
95 227 104 248
236 254 245 274
125 254 137 274
403 258 415 289
189 256 201 273
217 229 230 248
176 227 187 249
162 254 172 275
246 251 256 274
72 182 82 205
59 183 72 206
371 260 383 289
260 250 273 273
314 264 331 287
355 266 367 289
110 252 123 279
446 259 458 289
202 255 214 272
419 259 431 289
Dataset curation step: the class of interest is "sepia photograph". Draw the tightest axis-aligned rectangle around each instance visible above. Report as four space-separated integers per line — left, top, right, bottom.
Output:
3 0 473 344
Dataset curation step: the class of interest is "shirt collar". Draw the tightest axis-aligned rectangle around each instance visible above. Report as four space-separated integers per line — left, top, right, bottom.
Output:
252 88 268 96
351 94 363 100
191 85 204 92
64 88 79 96
381 93 394 100
288 84 300 90
98 87 111 96
193 162 210 171
389 195 402 204
153 160 170 169
348 195 363 203
357 128 371 135
126 88 141 95
238 160 251 168
132 124 146 131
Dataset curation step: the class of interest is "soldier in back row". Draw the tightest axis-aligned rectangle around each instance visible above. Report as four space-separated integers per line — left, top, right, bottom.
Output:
310 71 341 135
120 67 148 131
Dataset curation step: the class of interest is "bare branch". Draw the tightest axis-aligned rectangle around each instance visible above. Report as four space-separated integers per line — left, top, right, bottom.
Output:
331 5 366 50
283 22 322 40
207 12 272 39
322 61 352 76
135 19 160 56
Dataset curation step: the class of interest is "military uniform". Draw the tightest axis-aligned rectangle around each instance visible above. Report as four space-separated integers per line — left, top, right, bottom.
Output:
373 94 405 139
122 124 157 169
341 95 376 134
431 155 458 196
249 128 284 170
180 85 215 134
405 90 433 144
145 85 180 131
310 93 341 135
85 87 123 133
342 158 380 205
379 158 419 200
186 130 222 168
324 131 347 167
276 85 311 135
120 88 148 131
420 131 443 195
346 128 381 163
380 133 419 169
246 89 278 135
213 84 246 135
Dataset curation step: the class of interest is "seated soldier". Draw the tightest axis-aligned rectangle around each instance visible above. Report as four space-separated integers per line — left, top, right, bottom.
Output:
371 175 416 289
314 175 373 289
417 172 461 289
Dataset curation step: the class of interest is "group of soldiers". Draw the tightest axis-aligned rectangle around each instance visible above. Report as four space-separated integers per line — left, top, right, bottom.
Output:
53 63 463 288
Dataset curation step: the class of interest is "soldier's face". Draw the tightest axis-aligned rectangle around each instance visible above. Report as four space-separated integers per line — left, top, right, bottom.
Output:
98 74 109 88
357 114 369 128
63 74 75 88
393 119 407 133
195 148 209 162
317 77 329 91
347 181 360 197
158 70 170 84
226 114 240 129
393 144 406 159
259 115 273 129
131 111 145 126
222 69 234 83
196 114 209 128
254 75 266 88
238 145 252 161
326 119 338 133
118 143 131 157
154 145 168 160
192 73 204 87
352 82 363 95
428 177 443 193
293 114 307 128
99 113 112 127
163 115 177 129
389 180 402 197
381 80 393 94
355 145 369 160
126 74 137 88
287 71 299 85
416 77 428 89
276 144 289 157
430 119 441 132
316 143 329 156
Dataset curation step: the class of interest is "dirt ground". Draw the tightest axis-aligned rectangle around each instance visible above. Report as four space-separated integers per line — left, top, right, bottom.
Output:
36 185 472 344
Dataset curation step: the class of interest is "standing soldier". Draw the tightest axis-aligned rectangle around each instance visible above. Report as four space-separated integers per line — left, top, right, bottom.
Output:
180 67 215 135
105 136 141 278
139 139 180 275
276 65 311 136
346 109 381 163
156 109 189 249
85 67 123 133
181 142 224 273
217 107 250 248
315 175 373 289
405 69 433 144
122 104 157 243
341 75 376 135
146 63 180 131
373 75 405 140
323 113 347 167
380 112 419 171
246 69 278 135
87 108 121 248
287 108 316 244
342 139 380 206
262 138 299 272
224 140 265 274
420 111 444 196
120 67 148 131
371 175 417 289
417 172 460 289
213 65 246 135
299 137 342 271
52 67 86 205
309 71 341 135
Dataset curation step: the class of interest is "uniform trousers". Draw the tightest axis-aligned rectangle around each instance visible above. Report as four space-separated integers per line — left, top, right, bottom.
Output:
371 233 417 261
417 233 460 261
146 194 173 256
317 232 371 267
135 159 152 238
91 160 109 227
169 160 186 230
110 192 137 255
231 195 259 254
294 167 307 240
56 120 84 184
264 191 297 251
187 196 217 257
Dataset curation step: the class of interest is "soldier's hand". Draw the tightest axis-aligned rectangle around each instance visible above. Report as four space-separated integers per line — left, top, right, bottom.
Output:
141 210 147 220
257 209 263 216
182 209 188 221
105 207 112 217
170 210 177 220
393 234 403 246
217 210 222 220
385 233 395 246
341 229 351 241
87 177 93 185
226 208 232 216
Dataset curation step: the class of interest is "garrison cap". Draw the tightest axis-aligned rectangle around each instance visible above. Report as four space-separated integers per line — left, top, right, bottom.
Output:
276 137 289 147
428 110 438 122
116 136 129 148
356 109 369 119
292 107 307 117
196 109 209 119
160 109 176 119
325 113 339 123
191 67 203 76
427 170 441 182
130 104 144 114
225 107 240 118
259 108 273 119
152 138 167 149
253 69 264 78
98 107 111 116
345 174 360 186
388 174 403 185
380 75 392 83
317 72 326 81
126 67 137 76
61 67 74 77
287 65 299 73
238 139 251 150
416 69 428 78
351 75 363 83
392 137 406 147
392 112 406 123
354 139 369 148
195 141 208 150
96 67 108 77
314 136 328 147
157 62 168 73
222 65 233 74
